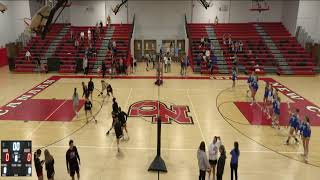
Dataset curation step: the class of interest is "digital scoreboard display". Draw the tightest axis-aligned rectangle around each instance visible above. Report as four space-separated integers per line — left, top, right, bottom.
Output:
1 141 32 177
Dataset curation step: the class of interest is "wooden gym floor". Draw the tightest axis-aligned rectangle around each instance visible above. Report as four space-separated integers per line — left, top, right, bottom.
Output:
0 63 319 180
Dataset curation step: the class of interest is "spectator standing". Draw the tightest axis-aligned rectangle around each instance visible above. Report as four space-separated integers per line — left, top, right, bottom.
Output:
164 55 168 73
208 136 222 180
216 145 226 180
230 142 240 180
66 140 81 180
34 149 44 180
44 149 55 180
197 141 211 180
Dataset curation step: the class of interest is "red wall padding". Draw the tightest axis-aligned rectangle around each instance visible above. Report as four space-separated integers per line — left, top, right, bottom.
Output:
0 48 8 67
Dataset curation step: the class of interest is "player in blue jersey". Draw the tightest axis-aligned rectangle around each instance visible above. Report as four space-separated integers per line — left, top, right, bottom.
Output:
272 96 281 129
300 116 311 162
250 76 259 106
266 84 274 119
231 67 237 88
285 102 300 145
246 71 255 97
262 82 269 112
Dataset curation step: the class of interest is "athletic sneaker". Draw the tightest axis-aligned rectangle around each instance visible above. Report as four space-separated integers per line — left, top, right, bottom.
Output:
106 131 110 135
284 140 289 145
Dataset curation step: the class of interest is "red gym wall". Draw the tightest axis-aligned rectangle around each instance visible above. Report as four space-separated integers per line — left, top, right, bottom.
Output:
0 48 8 67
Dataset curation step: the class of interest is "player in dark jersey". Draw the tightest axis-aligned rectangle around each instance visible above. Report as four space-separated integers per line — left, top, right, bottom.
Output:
118 107 129 139
88 78 94 100
285 103 300 145
106 110 118 135
300 116 311 162
114 116 123 152
66 140 81 180
81 82 89 99
34 149 44 180
231 67 237 88
112 97 119 113
84 98 97 123
107 83 113 97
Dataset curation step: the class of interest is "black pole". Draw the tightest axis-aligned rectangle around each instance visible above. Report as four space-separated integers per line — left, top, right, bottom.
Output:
147 116 167 172
148 53 167 173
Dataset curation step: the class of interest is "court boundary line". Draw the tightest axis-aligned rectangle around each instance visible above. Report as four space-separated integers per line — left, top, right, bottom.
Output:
186 88 206 142
44 99 68 121
31 144 304 154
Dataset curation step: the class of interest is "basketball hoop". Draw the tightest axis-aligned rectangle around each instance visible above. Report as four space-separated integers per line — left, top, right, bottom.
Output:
250 6 269 13
250 1 270 13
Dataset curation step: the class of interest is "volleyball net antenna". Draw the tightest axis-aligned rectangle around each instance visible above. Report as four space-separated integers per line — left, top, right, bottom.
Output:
148 53 167 176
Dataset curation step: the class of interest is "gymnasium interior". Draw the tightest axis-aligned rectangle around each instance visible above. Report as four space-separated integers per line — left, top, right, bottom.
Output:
0 0 319 179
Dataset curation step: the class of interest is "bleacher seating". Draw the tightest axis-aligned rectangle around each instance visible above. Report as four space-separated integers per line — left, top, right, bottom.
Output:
14 23 133 74
187 22 316 75
15 24 65 72
258 22 316 75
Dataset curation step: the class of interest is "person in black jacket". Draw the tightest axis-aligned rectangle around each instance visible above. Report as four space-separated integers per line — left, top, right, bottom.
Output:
118 107 129 139
44 149 55 180
88 78 94 100
102 62 107 78
34 149 44 180
217 145 226 180
66 140 81 180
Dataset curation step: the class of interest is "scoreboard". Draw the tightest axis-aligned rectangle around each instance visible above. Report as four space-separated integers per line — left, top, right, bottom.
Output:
1 141 32 177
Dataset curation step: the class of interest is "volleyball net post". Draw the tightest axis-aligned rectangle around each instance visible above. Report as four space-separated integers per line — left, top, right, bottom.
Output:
148 53 167 173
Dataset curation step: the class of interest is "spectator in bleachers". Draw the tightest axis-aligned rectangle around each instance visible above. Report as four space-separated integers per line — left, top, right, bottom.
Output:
112 41 117 56
99 21 103 33
83 55 88 75
205 49 210 58
228 34 232 45
88 28 91 42
196 53 201 66
235 41 239 53
119 57 124 74
70 30 74 41
102 62 106 78
96 23 101 40
239 41 243 52
223 34 226 45
107 15 111 26
25 50 31 62
210 54 217 76
200 37 205 47
80 32 85 42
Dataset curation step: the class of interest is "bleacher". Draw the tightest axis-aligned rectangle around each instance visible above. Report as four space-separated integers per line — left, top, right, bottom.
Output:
186 22 316 75
15 24 66 72
14 23 133 74
258 22 316 75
